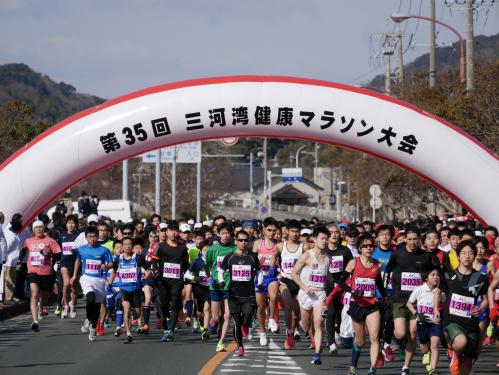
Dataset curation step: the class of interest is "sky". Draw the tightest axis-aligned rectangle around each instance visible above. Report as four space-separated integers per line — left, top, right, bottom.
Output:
1 0 497 99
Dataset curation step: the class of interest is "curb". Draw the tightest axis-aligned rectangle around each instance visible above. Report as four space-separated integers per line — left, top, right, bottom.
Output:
0 301 29 321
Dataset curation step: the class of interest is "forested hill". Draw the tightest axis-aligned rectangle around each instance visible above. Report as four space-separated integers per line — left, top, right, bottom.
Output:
0 63 105 124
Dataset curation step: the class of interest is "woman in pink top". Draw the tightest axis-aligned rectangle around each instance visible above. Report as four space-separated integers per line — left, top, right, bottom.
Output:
19 220 61 332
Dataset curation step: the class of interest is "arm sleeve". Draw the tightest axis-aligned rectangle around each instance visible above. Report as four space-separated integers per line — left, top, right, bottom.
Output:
221 254 229 272
252 253 260 272
112 257 119 271
338 271 353 293
375 271 386 298
139 255 150 270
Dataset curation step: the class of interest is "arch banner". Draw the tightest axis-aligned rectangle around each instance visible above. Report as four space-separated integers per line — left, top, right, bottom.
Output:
0 76 497 226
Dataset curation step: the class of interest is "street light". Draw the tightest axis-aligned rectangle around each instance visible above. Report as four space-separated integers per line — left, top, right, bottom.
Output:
295 145 307 168
390 13 465 84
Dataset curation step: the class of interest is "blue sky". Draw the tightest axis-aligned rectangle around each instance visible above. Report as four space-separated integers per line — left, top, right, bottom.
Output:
1 0 497 98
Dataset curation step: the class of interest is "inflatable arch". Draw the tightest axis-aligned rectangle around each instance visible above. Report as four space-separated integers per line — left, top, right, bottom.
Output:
0 76 498 227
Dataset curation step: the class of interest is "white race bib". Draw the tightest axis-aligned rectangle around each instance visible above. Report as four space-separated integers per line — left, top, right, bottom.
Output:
329 256 344 273
85 259 102 275
281 258 296 273
259 254 272 276
120 267 138 284
163 262 181 279
216 256 225 270
231 264 251 282
417 303 435 320
198 270 210 286
449 293 474 318
401 272 422 291
30 251 43 266
62 242 74 256
308 272 327 289
354 277 376 297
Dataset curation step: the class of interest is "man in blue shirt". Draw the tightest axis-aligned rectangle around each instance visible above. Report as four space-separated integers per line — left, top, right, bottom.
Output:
71 226 113 342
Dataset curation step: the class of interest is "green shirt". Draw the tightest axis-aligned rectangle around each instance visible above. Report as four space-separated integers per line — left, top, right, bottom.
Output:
205 242 236 291
188 246 200 264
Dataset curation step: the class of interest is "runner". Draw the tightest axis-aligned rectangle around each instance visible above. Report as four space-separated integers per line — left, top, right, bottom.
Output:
406 266 442 375
291 227 331 365
325 223 353 355
372 224 395 363
138 228 159 334
270 219 304 350
443 228 462 272
59 215 86 319
185 240 212 341
252 217 280 345
487 267 499 368
339 234 385 375
439 239 489 375
184 229 205 331
385 227 438 375
106 240 124 337
205 222 235 352
221 230 259 357
19 220 61 332
71 226 113 341
150 222 188 342
473 236 492 350
107 237 152 343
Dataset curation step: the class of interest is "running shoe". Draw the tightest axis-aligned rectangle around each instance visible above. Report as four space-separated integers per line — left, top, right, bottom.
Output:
185 317 191 327
96 321 104 336
309 336 315 350
428 369 437 375
285 333 295 350
310 353 321 365
37 309 43 321
81 319 90 333
201 329 210 342
375 352 385 369
161 330 174 342
54 305 62 317
422 352 430 366
483 336 493 346
367 367 377 375
61 305 69 319
268 318 278 333
124 335 133 344
103 319 111 328
247 328 253 341
69 304 77 319
42 307 49 316
348 366 356 375
259 332 268 346
31 321 40 332
335 332 341 345
156 319 163 331
400 367 410 375
114 326 122 337
382 346 395 362
88 327 97 341
216 340 226 352
294 329 301 341
486 322 494 337
192 319 200 333
252 318 258 329
139 324 150 334
449 352 460 375
235 347 245 357
328 342 338 355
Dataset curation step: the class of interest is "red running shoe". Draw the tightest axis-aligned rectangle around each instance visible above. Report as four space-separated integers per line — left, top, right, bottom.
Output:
375 352 385 369
285 333 295 350
156 319 163 331
96 321 104 336
382 346 395 362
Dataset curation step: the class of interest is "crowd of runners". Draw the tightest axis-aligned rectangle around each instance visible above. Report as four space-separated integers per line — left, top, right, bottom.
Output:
1 209 499 375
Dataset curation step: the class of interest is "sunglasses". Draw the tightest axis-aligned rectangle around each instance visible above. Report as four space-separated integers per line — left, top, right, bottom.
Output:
361 244 374 249
123 231 133 235
266 228 276 232
237 238 249 242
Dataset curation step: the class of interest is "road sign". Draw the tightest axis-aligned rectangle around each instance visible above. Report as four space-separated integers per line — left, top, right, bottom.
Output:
282 168 304 182
370 196 382 209
369 184 381 197
141 142 201 163
221 137 238 146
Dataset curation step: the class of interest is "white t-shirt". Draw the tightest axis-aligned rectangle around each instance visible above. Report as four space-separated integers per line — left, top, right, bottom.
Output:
408 283 439 321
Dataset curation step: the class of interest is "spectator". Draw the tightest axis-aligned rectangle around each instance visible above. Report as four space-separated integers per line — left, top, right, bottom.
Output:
77 191 91 217
89 195 99 215
0 212 7 275
55 199 67 218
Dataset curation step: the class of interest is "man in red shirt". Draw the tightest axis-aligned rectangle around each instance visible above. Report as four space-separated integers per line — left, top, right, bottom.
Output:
19 220 61 331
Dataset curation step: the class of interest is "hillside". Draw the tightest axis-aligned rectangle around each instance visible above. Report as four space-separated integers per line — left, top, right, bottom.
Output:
0 63 105 124
368 33 499 89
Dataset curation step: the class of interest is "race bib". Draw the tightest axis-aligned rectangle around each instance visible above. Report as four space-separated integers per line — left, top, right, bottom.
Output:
401 272 422 291
232 264 251 282
30 251 43 266
329 256 344 273
62 242 74 256
216 256 225 270
120 267 138 284
85 259 102 275
449 293 474 318
417 303 435 319
354 277 376 297
494 287 499 301
308 273 327 289
342 292 351 306
281 258 297 273
259 254 272 275
198 270 210 285
163 262 181 279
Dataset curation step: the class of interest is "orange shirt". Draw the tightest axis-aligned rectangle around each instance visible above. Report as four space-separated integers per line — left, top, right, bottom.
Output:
25 236 61 275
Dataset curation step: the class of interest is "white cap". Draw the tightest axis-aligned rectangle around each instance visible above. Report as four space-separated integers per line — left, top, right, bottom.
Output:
300 228 312 235
475 230 483 237
87 214 99 223
141 218 147 224
202 220 212 227
126 217 134 223
158 222 168 230
180 223 192 233
187 219 195 225
32 220 44 229
193 222 203 229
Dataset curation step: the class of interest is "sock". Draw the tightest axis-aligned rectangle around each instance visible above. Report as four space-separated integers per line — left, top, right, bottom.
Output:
384 342 390 349
351 342 361 367
142 306 150 324
185 300 193 318
116 309 124 326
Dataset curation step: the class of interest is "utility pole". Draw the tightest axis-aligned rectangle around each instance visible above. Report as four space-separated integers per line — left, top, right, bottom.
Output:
154 150 160 214
171 146 176 219
396 28 404 96
267 171 272 217
250 153 254 206
383 34 393 96
429 0 436 87
196 160 201 223
122 160 128 201
263 138 267 206
466 0 474 91
313 142 318 184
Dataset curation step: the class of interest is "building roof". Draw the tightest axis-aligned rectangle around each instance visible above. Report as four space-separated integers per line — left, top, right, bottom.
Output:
273 184 309 199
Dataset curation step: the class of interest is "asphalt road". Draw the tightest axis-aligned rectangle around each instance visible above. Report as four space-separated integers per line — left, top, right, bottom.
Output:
1 306 497 375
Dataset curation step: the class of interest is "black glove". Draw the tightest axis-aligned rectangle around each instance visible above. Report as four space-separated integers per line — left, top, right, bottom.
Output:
416 313 427 322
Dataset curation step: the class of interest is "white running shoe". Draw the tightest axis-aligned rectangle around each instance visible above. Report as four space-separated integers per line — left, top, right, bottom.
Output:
69 303 77 319
247 328 253 341
329 342 338 355
259 332 268 346
268 319 278 333
81 319 90 333
61 305 69 319
335 332 341 345
88 327 97 341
